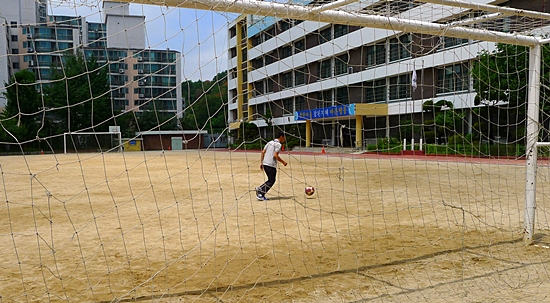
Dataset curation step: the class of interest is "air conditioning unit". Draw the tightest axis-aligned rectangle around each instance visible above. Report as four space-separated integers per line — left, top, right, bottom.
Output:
26 33 32 39
28 60 35 67
118 69 124 73
118 56 124 61
138 69 144 74
27 47 34 53
138 81 144 86
138 94 144 98
137 56 143 62
348 66 353 74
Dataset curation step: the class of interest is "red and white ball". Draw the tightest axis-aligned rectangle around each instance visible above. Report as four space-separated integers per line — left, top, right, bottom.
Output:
305 186 315 196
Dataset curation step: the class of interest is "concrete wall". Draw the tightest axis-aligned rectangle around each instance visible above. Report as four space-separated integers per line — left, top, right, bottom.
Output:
2 0 38 26
105 15 145 49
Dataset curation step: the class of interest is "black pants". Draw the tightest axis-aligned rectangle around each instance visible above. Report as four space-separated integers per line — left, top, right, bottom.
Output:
258 165 277 196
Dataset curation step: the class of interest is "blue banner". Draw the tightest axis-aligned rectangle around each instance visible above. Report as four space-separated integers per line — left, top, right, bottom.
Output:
294 104 355 121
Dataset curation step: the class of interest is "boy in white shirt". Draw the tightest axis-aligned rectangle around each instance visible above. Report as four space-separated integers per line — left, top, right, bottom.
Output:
256 132 287 201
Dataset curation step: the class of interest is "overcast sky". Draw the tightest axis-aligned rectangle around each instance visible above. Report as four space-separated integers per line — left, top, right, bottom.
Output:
49 1 237 81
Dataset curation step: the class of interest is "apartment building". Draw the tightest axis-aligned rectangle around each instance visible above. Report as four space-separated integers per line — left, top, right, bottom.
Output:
227 0 550 148
0 0 182 116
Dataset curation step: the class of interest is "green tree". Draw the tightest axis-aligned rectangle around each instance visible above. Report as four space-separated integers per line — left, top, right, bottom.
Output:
471 43 550 142
136 108 178 132
182 71 228 133
45 51 113 133
422 100 464 144
1 70 42 142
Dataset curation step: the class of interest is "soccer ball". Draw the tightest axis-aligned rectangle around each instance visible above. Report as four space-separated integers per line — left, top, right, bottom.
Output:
305 186 315 196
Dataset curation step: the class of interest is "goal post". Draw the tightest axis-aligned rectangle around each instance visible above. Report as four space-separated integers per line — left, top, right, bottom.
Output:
63 131 123 154
525 44 542 245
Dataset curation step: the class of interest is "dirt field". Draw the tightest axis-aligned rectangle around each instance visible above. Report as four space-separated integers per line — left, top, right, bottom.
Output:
1 150 550 302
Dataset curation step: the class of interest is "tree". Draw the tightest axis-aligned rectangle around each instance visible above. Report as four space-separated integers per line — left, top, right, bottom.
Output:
182 71 228 133
470 43 550 142
45 51 113 133
422 100 464 144
1 70 42 143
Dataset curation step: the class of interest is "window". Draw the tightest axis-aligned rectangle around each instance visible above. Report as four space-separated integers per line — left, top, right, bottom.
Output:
294 67 306 86
11 35 18 42
440 36 469 49
295 96 307 111
281 45 292 59
265 51 275 65
283 98 294 115
294 39 305 53
279 19 292 32
11 49 18 54
255 80 265 96
389 34 411 62
364 79 386 103
389 74 411 101
362 0 423 16
366 43 386 67
318 26 332 44
318 89 333 107
229 26 237 38
263 27 275 42
230 47 237 58
10 21 17 28
253 57 263 69
229 68 237 80
256 103 266 116
334 24 348 39
252 34 262 47
266 78 274 93
319 59 332 79
336 87 349 104
281 72 293 89
334 53 348 76
12 62 19 69
437 63 470 94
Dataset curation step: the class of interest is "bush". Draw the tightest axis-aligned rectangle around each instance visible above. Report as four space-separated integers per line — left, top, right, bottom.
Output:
447 134 469 146
424 131 436 144
376 137 401 151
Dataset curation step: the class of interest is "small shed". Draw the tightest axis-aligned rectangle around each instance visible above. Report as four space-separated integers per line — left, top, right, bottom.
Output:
136 130 207 151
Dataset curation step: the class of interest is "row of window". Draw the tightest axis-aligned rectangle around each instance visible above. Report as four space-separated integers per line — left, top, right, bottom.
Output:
253 73 470 117
82 50 179 63
249 38 470 98
23 27 74 41
24 41 74 52
249 62 470 112
110 75 176 87
134 87 177 98
133 64 177 75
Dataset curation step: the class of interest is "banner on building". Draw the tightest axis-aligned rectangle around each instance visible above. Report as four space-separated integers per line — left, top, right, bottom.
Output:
294 104 355 121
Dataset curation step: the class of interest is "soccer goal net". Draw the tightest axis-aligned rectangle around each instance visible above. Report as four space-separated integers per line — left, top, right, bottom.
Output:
2 0 550 301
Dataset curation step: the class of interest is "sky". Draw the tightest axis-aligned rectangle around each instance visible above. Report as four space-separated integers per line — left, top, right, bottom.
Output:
48 0 238 81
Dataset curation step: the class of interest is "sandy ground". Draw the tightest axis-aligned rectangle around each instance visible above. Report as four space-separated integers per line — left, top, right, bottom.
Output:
1 150 550 302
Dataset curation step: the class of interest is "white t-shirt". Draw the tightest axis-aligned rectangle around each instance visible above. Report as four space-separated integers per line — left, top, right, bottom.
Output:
262 139 282 168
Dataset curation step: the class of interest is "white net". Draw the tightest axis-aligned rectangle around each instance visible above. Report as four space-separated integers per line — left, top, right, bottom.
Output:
2 0 550 301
